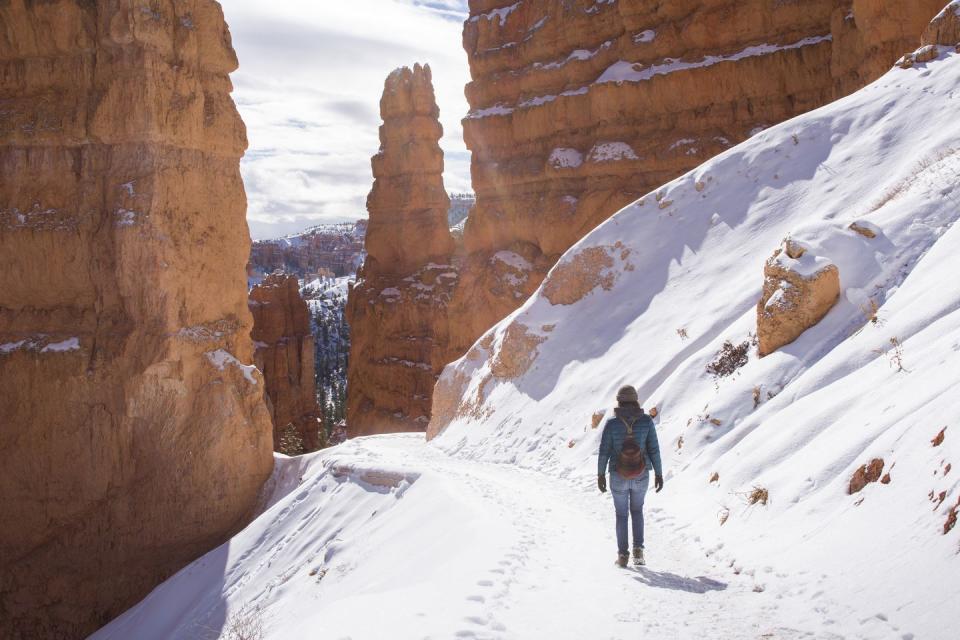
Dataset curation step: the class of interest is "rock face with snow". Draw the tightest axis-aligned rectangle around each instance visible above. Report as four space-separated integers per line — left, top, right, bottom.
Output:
351 0 944 434
459 0 943 303
345 64 457 436
757 239 841 357
924 1 960 46
250 273 323 451
0 2 274 637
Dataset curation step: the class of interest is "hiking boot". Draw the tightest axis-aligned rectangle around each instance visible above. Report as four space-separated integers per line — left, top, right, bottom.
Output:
633 547 645 567
616 553 629 568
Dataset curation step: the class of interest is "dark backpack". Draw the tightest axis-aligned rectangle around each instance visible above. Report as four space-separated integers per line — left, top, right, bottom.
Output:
616 415 646 479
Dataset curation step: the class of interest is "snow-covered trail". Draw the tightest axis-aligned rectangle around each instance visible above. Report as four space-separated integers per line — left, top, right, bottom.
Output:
343 435 759 639
337 436 885 640
94 434 917 640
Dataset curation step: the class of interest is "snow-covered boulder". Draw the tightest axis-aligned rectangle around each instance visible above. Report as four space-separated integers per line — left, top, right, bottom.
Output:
757 239 840 357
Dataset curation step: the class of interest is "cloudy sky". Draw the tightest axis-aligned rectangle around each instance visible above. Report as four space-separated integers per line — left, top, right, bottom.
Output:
220 0 472 239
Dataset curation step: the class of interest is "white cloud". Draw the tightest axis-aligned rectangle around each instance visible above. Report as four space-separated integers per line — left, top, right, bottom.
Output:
220 0 472 239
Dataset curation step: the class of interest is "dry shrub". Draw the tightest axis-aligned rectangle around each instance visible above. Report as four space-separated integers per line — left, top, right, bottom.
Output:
223 604 264 640
872 337 906 372
676 327 689 340
707 340 750 378
748 487 769 506
870 148 960 213
709 472 720 484
859 298 884 326
946 502 959 536
752 386 762 409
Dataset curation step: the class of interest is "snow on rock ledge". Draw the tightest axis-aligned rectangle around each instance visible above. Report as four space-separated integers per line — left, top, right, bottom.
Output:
757 239 840 357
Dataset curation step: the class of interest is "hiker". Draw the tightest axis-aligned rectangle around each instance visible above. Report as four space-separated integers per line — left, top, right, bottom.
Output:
597 385 663 568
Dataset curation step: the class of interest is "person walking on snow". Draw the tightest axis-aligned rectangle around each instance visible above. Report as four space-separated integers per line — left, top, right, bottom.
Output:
597 385 663 568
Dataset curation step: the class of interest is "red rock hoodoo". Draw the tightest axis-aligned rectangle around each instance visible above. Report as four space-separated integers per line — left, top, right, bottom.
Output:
345 64 457 436
347 0 944 438
250 273 324 451
0 2 273 637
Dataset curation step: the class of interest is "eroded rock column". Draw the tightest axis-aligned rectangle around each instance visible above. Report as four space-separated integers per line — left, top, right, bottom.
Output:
345 64 456 436
250 273 324 451
0 2 273 636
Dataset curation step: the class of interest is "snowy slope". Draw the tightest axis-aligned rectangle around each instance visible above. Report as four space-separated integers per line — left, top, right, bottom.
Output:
92 45 960 640
429 47 960 635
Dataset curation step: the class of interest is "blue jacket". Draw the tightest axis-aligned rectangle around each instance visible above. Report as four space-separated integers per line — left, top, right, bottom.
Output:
598 406 662 477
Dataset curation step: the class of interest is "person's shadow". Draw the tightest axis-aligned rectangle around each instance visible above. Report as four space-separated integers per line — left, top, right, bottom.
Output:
631 567 727 594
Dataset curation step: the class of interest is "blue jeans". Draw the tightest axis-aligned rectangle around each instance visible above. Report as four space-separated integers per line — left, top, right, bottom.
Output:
610 471 649 554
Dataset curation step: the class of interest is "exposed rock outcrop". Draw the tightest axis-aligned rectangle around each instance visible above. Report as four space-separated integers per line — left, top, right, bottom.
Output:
831 0 948 93
924 1 960 46
353 1 944 435
848 458 886 494
0 2 273 637
250 273 323 451
757 240 840 357
345 64 456 435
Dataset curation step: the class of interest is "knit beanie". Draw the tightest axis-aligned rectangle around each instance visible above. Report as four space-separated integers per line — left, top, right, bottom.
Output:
616 385 639 405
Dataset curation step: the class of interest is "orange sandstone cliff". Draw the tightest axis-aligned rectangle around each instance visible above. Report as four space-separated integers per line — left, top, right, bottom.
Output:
250 273 324 451
0 1 273 637
345 64 456 436
347 0 945 437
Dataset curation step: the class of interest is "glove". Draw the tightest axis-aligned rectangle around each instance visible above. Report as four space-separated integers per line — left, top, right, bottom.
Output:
655 474 664 493
597 474 607 493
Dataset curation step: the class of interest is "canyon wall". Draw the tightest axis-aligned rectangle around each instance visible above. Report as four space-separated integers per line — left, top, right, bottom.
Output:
248 220 367 280
345 64 457 436
347 0 945 436
250 273 324 452
0 2 273 637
